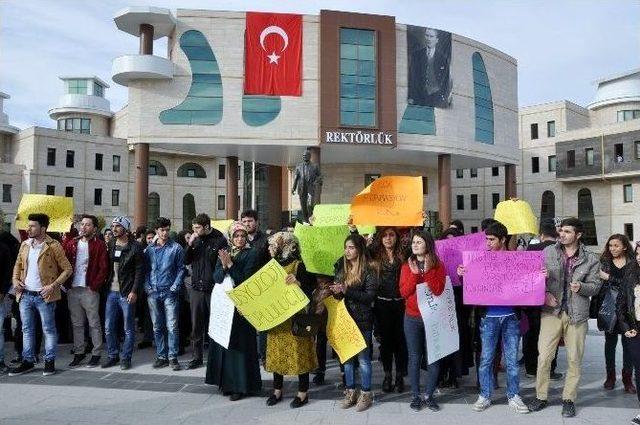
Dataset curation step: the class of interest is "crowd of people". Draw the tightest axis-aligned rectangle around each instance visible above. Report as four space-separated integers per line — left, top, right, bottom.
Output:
1 209 640 423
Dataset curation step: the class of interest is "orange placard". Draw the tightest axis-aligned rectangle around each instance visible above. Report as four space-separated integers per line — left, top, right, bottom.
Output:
350 176 423 226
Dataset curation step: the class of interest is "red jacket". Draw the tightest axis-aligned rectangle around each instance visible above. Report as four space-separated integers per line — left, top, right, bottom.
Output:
399 261 446 318
63 235 109 292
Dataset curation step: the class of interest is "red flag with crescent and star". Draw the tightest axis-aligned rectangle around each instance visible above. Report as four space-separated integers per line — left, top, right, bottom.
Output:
244 12 302 96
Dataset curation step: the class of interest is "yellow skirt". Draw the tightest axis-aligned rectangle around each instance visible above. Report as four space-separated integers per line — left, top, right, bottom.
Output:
265 318 318 376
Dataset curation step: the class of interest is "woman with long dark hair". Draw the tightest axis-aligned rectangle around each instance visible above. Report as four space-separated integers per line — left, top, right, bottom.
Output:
399 229 446 411
331 234 378 412
599 233 639 393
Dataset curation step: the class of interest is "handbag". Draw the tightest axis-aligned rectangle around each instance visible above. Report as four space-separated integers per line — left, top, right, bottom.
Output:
291 306 322 338
597 284 619 333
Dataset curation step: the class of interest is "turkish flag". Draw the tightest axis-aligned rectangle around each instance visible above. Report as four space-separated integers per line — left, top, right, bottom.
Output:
244 12 302 96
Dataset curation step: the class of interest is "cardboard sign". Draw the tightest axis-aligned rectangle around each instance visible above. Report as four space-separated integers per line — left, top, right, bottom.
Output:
208 275 235 349
494 199 538 235
15 194 73 233
350 176 423 226
324 297 367 363
294 223 350 276
435 232 486 286
417 280 459 364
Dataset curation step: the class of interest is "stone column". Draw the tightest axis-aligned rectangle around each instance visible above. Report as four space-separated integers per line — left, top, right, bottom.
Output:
226 156 239 220
505 163 517 199
133 143 149 228
266 165 283 230
438 154 452 228
139 24 154 55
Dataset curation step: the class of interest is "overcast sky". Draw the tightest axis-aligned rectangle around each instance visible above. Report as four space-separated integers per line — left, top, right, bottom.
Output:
1 0 638 129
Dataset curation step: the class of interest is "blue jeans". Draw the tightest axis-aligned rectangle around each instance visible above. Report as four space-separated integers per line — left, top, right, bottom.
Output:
479 314 520 399
344 330 372 391
147 290 179 360
105 291 136 361
404 315 440 399
19 292 57 362
0 298 6 363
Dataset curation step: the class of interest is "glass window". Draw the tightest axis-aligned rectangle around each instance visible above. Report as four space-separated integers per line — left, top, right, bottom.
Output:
624 184 633 203
492 167 499 176
47 148 56 166
635 141 640 160
67 79 88 95
577 188 598 245
618 110 640 122
547 120 556 137
148 193 160 225
46 185 55 195
548 155 557 172
57 120 64 130
65 119 73 131
625 223 634 241
177 163 207 178
94 188 102 205
456 195 464 210
72 118 81 133
339 28 376 127
80 119 91 134
470 168 478 178
541 190 555 221
585 148 594 166
471 194 478 210
65 186 74 198
492 193 500 209
66 150 75 168
472 53 494 144
615 144 624 161
95 153 103 171
456 169 464 179
112 155 120 172
218 195 226 211
93 82 104 97
218 164 226 180
148 160 167 176
531 123 539 140
112 189 120 206
183 194 196 229
567 150 575 168
531 157 539 173
2 184 11 203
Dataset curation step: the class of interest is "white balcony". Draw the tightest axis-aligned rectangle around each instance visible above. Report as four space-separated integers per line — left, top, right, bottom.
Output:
112 54 174 87
48 94 112 119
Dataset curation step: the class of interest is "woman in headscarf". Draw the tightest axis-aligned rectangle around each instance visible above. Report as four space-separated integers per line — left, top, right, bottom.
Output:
264 231 318 408
205 221 261 401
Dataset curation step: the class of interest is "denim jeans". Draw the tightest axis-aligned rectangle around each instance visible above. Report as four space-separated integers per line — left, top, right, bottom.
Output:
479 314 520 399
105 291 136 361
404 315 440 399
344 330 372 391
19 292 58 362
147 290 179 360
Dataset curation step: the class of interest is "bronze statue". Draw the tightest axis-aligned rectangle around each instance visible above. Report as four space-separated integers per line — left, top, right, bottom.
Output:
292 149 322 223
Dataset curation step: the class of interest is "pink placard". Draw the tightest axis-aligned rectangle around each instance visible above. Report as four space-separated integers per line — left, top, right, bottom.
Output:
462 250 545 306
435 232 487 286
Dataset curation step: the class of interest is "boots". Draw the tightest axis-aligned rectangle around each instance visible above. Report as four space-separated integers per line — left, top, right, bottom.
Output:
603 368 616 390
623 369 637 394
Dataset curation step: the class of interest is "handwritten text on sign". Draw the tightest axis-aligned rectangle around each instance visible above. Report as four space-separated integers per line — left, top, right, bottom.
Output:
462 250 545 306
350 176 423 227
226 259 309 331
208 275 235 349
417 280 459 364
324 297 367 364
435 232 486 286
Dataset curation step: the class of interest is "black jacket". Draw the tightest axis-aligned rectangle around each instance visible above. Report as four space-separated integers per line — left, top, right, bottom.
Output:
249 230 270 270
614 261 640 333
0 232 19 295
333 261 379 332
107 239 145 297
184 229 227 292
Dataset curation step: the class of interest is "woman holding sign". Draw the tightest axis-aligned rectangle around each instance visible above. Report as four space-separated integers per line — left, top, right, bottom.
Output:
399 229 445 412
205 222 261 401
264 231 318 409
330 234 379 412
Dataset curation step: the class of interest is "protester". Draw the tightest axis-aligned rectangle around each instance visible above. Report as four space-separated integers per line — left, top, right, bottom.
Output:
9 214 72 376
369 227 407 393
264 231 318 409
137 228 157 349
184 213 227 370
449 219 465 234
0 230 19 373
331 234 378 412
528 217 601 418
144 217 185 371
63 214 109 368
205 221 262 400
104 229 114 246
598 233 638 393
102 216 144 370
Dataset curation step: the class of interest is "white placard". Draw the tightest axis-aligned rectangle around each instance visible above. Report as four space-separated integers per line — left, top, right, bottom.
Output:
416 278 459 364
208 275 235 349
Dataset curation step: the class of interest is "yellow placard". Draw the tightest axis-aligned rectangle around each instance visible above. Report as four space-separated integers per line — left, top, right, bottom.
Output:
15 194 74 233
294 223 350 276
312 204 376 235
350 176 423 226
494 199 538 235
210 219 234 235
226 259 309 331
324 297 367 363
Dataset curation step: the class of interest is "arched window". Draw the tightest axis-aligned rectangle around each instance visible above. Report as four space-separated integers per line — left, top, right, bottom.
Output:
177 162 207 178
149 160 167 176
148 192 160 225
472 52 494 144
183 193 196 230
540 190 555 221
577 188 598 245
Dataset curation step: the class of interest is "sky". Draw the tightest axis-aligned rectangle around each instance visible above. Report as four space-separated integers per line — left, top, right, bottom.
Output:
1 0 639 129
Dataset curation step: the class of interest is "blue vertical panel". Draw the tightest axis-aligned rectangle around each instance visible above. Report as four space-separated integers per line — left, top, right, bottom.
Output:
472 52 494 144
242 95 281 126
399 105 436 135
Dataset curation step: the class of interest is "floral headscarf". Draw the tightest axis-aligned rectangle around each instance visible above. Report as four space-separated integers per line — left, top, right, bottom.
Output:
267 231 300 265
228 221 250 258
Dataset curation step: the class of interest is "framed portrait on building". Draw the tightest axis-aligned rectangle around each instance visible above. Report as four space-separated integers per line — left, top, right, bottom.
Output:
407 26 452 108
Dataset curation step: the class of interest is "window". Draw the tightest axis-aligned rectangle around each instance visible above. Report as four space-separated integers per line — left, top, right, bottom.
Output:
218 164 226 180
471 226 478 233
548 155 557 172
2 184 11 203
95 153 103 170
422 176 428 195
57 120 64 130
94 188 102 205
218 195 226 211
541 190 555 221
492 167 499 176
567 150 575 168
47 148 56 166
65 186 74 198
585 148 594 166
624 184 633 203
547 120 556 137
471 194 478 210
64 150 75 168
177 163 207 178
93 82 104 98
149 160 167 176
530 123 538 140
472 52 494 144
624 223 634 241
635 141 640 160
577 188 598 245
456 169 464 179
531 156 539 173
456 195 464 210
148 193 160 225
111 189 120 206
339 28 376 127
617 110 640 122
615 143 624 162
238 165 241 180
183 194 196 229
112 155 120 172
46 185 55 195
492 193 500 209
364 174 380 186
80 118 90 134
67 79 87 94
470 168 478 178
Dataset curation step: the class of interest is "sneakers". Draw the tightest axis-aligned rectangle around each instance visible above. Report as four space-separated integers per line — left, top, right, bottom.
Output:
68 354 86 368
341 389 359 409
561 400 576 418
355 391 373 412
528 398 548 412
169 358 181 371
86 356 101 368
186 359 203 370
152 358 169 368
472 395 491 412
8 361 35 376
632 414 640 425
120 359 131 370
424 397 440 412
0 362 8 374
508 395 529 414
101 357 119 369
43 360 56 376
410 396 424 411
